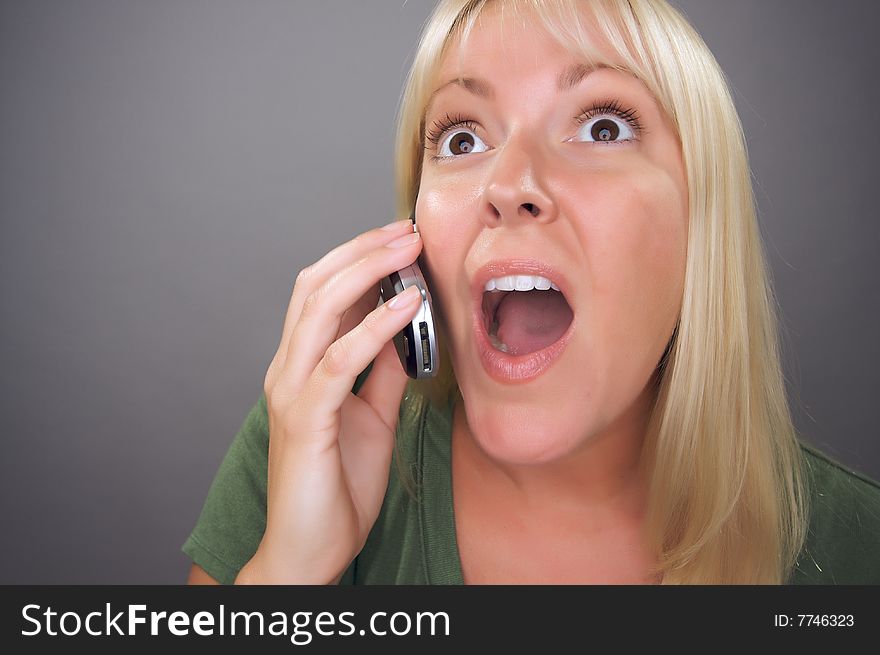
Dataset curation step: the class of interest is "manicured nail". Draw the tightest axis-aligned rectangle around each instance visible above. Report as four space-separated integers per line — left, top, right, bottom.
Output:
380 219 413 231
387 285 421 310
385 231 420 248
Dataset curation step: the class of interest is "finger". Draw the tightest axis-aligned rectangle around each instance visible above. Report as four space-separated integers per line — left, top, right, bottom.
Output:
291 285 423 442
274 219 414 369
337 282 381 343
356 336 411 433
281 231 421 392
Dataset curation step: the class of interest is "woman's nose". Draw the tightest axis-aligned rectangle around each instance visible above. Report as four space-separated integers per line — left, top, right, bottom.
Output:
481 137 558 228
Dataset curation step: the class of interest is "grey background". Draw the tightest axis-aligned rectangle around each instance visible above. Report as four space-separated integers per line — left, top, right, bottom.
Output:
1 0 877 584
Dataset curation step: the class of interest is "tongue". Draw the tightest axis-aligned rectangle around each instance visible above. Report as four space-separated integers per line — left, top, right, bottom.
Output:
495 290 573 355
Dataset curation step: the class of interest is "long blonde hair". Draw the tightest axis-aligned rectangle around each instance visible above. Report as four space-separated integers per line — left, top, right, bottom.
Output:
391 0 809 584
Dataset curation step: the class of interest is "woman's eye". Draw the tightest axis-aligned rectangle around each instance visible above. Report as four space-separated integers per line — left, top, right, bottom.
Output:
577 116 636 143
438 129 489 157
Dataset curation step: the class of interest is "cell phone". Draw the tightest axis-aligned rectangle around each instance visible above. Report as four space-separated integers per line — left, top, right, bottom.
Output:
379 224 439 379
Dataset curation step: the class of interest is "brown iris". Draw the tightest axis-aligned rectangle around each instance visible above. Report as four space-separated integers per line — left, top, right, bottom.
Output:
591 119 619 142
449 132 475 155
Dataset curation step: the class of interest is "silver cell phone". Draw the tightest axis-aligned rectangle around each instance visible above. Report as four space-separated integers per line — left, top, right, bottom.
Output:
379 221 439 379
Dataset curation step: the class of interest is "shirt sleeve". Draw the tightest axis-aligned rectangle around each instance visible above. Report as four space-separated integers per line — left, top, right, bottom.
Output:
181 363 374 584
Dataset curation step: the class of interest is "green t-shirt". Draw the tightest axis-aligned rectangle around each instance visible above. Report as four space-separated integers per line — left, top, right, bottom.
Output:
182 369 880 584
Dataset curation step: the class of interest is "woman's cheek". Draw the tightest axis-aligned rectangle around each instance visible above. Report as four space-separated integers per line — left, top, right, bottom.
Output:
412 214 461 337
581 173 684 348
418 187 474 263
615 165 686 274
647 174 688 305
626 174 688 348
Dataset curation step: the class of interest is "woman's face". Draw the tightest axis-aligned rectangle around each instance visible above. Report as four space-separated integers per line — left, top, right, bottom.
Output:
416 5 688 465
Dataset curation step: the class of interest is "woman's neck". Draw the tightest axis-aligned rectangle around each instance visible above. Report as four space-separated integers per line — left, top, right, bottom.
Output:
451 384 655 519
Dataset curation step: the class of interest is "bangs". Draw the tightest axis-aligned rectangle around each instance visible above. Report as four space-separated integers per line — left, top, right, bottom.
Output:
442 0 673 126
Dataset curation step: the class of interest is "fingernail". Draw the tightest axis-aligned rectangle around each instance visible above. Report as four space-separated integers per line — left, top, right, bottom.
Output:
380 218 412 231
387 286 421 310
385 231 420 248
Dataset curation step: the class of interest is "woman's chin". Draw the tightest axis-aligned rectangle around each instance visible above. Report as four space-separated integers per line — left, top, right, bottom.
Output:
460 402 583 466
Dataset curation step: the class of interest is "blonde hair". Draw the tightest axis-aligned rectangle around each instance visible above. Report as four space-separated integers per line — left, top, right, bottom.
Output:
391 0 809 584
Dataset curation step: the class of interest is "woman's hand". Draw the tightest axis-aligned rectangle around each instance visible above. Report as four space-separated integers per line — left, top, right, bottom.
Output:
235 219 423 584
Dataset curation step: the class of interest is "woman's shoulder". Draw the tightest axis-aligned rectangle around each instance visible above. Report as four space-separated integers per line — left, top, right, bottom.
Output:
789 441 880 584
800 440 880 507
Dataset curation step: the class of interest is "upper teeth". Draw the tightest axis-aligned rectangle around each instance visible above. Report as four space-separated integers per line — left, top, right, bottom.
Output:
484 275 559 292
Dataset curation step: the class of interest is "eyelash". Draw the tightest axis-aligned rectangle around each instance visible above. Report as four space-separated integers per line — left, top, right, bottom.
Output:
424 114 480 149
575 98 645 137
424 97 645 160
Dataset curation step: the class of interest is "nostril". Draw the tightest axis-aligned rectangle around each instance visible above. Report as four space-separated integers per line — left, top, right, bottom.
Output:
523 203 538 217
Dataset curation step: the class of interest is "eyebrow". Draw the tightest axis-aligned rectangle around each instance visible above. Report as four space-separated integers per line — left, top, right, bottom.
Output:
425 62 613 117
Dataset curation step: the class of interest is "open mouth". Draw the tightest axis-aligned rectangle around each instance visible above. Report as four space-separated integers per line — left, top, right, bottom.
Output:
480 277 574 356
